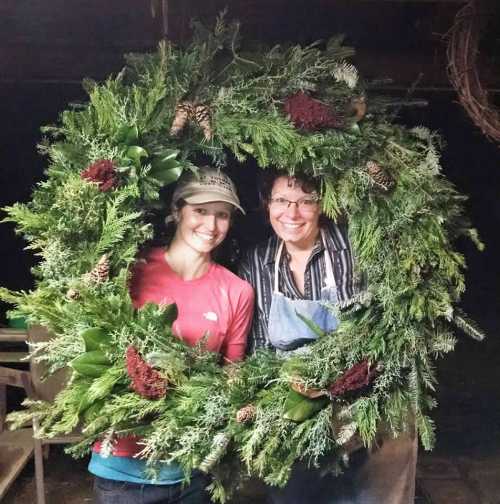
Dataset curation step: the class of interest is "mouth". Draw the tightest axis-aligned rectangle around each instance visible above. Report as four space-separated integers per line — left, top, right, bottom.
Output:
195 231 218 242
279 222 304 230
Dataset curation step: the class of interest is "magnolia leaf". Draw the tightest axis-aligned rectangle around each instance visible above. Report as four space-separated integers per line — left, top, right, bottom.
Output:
126 145 148 166
150 150 183 184
283 389 329 422
80 327 110 352
71 350 111 377
150 164 183 185
116 124 139 145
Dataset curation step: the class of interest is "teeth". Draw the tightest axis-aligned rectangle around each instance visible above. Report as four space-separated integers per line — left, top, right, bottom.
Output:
195 232 216 241
282 223 302 229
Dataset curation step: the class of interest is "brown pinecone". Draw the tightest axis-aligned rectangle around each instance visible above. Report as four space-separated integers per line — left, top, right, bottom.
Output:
84 254 110 284
66 288 80 301
236 404 257 424
170 101 194 136
365 161 395 192
193 105 213 141
350 95 367 123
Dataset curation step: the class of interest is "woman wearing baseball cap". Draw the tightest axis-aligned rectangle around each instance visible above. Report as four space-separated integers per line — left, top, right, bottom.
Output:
89 167 254 503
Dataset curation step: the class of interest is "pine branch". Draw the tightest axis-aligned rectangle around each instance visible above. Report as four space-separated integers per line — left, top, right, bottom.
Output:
452 308 486 341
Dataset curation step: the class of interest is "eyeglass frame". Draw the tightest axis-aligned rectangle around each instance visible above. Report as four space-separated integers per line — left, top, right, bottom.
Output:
268 194 321 212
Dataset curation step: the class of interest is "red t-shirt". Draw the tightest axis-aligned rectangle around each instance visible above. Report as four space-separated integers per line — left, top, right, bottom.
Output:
129 248 254 361
93 248 254 457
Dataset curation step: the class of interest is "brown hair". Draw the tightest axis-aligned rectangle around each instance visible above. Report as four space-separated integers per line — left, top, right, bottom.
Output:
258 169 320 207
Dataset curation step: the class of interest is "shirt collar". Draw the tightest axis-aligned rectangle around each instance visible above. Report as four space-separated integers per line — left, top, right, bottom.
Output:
263 222 348 266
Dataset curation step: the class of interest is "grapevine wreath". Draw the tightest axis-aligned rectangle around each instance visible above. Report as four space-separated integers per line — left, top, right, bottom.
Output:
2 16 484 502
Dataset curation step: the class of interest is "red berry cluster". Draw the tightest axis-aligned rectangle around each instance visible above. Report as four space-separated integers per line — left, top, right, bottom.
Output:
283 91 343 131
81 159 118 192
329 359 377 397
126 346 167 399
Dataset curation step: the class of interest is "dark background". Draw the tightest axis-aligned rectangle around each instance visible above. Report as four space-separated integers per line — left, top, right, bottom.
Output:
1 0 499 455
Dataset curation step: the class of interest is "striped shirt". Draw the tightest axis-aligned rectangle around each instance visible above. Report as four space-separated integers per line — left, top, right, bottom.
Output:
238 221 363 353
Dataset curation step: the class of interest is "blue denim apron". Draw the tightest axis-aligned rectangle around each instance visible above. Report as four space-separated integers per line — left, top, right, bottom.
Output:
268 231 339 352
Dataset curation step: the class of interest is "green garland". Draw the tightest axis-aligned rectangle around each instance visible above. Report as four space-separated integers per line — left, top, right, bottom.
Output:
1 15 483 502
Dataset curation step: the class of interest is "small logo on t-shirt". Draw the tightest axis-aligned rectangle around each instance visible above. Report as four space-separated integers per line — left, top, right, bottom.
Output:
203 311 218 322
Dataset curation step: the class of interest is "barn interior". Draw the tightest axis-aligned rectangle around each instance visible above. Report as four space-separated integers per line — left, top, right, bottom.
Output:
1 1 499 502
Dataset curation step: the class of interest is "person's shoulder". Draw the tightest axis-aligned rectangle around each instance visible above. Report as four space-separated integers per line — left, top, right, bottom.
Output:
241 234 277 264
132 247 166 278
324 219 351 250
212 264 254 296
141 246 165 261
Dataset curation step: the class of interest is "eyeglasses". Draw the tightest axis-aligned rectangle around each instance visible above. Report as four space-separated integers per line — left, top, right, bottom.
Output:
269 196 320 212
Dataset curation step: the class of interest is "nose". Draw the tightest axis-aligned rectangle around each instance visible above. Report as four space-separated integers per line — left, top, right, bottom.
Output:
204 214 216 230
284 202 300 218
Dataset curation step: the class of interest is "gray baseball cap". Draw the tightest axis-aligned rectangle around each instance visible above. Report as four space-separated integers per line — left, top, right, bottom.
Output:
172 167 245 214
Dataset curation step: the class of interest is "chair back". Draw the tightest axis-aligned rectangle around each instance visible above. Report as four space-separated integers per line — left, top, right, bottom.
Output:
27 326 69 403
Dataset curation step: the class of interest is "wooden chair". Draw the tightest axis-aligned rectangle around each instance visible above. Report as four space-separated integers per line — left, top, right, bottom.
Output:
0 326 34 501
0 325 80 504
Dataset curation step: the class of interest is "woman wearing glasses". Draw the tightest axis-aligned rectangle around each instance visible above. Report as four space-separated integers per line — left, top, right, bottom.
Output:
239 169 417 504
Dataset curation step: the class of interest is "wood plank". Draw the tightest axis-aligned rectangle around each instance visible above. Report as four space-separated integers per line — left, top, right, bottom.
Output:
0 329 28 343
0 353 29 364
42 435 83 444
0 368 32 390
0 429 34 500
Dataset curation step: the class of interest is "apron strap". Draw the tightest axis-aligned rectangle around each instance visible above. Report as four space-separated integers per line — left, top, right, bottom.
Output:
273 229 337 293
321 229 336 289
273 240 285 293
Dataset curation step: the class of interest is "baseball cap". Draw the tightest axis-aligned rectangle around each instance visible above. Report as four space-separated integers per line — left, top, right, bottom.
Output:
172 167 245 214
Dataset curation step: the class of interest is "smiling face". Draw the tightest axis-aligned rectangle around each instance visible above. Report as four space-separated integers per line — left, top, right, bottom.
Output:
174 201 233 255
268 176 321 250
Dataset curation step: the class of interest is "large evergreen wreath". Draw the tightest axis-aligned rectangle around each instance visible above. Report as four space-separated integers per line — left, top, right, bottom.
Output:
2 16 484 502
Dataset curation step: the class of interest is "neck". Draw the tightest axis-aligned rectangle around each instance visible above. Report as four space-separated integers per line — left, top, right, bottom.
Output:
165 237 212 281
283 230 320 257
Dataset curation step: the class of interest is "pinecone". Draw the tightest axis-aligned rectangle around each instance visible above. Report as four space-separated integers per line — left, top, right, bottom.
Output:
193 105 213 141
236 404 257 424
350 95 367 123
84 254 110 284
170 101 194 136
66 288 80 301
365 161 395 192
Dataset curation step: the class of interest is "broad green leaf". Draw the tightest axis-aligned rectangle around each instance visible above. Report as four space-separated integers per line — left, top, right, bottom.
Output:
126 145 148 165
80 327 111 352
71 350 111 377
116 124 139 145
283 389 328 422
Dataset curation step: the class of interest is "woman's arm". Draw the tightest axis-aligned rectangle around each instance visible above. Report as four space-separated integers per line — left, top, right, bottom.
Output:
222 282 255 362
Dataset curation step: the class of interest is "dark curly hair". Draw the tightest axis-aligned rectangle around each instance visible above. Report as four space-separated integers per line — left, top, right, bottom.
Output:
258 168 330 226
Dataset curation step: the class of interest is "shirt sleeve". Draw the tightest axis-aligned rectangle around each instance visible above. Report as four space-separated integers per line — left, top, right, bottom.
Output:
222 282 255 362
238 249 272 354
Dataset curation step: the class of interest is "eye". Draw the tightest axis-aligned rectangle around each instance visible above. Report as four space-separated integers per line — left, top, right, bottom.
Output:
194 207 207 215
216 211 231 220
273 197 288 205
300 198 318 207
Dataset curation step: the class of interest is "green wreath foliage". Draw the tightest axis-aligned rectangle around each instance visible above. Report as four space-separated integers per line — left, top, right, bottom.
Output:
2 16 484 502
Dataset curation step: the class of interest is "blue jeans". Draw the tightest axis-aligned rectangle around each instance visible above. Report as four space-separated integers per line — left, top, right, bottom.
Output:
93 473 212 504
